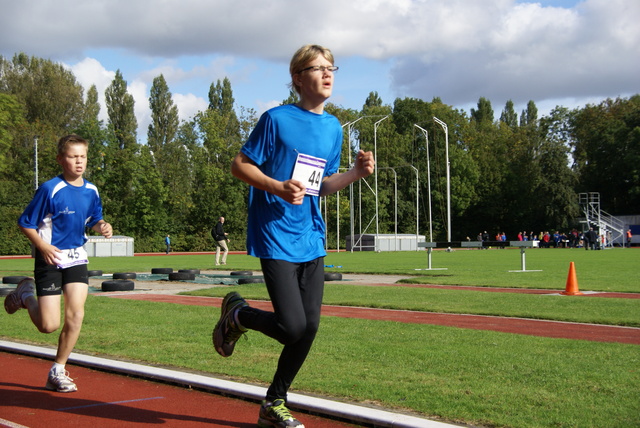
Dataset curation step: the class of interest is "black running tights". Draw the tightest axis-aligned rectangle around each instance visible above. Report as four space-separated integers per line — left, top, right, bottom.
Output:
237 257 324 401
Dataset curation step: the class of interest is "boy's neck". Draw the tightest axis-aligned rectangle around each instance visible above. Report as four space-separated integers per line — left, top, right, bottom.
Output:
63 174 84 187
296 99 325 115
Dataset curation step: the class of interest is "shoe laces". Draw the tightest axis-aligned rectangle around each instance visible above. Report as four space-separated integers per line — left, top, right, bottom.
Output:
269 400 294 420
52 370 74 383
225 320 247 344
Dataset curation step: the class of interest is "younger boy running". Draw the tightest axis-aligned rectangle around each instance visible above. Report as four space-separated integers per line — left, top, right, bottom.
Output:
214 45 374 427
5 134 112 392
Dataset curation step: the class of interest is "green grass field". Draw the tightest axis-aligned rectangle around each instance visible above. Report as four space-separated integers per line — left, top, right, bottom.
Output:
1 247 639 427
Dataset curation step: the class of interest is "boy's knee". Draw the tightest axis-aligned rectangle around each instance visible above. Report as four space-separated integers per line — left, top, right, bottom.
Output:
281 321 319 345
66 310 85 326
38 322 59 334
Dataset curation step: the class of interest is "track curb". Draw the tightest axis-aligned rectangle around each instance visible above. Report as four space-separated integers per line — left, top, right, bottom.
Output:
0 340 458 428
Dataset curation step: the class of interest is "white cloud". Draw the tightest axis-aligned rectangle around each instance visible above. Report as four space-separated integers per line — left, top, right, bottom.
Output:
68 58 115 124
2 0 639 136
174 93 208 122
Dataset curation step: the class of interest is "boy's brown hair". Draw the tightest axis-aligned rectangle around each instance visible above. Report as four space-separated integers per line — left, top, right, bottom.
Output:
57 134 88 156
289 44 335 95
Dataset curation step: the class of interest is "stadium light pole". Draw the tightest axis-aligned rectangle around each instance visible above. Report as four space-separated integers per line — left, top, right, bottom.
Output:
33 136 39 190
414 125 433 243
374 115 389 245
342 118 364 252
378 167 397 250
433 117 451 242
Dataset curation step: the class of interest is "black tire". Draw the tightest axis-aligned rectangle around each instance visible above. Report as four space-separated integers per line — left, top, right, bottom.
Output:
324 272 342 281
0 287 14 296
2 276 29 284
238 277 264 285
151 268 173 274
230 271 253 276
169 272 196 281
113 272 136 280
101 279 135 292
87 270 103 277
178 269 200 275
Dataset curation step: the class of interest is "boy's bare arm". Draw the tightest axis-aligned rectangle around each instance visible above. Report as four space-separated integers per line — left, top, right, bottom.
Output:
91 220 113 238
320 150 374 196
19 226 61 265
231 152 306 205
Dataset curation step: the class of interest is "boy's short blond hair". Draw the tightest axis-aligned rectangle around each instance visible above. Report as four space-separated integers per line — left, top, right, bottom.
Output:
289 44 335 95
57 134 88 156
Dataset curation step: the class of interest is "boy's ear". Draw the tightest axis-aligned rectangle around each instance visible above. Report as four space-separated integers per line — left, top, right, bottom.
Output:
292 72 303 88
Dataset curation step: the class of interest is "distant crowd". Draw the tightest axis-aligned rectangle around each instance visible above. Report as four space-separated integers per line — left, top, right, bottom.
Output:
473 227 630 250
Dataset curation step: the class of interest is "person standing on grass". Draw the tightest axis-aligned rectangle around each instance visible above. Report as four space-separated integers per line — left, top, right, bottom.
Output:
213 44 375 428
213 216 229 266
165 234 171 254
4 134 112 393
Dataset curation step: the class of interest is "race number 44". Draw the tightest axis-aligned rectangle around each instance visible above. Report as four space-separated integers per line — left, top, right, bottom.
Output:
291 153 327 196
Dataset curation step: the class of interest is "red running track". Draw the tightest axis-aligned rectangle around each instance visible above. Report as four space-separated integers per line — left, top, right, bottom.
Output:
105 294 640 345
0 352 357 428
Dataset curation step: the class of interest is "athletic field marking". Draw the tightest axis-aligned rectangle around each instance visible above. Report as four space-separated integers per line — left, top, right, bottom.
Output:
57 396 164 411
0 418 30 428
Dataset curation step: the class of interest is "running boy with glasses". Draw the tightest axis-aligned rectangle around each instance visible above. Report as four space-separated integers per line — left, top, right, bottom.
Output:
5 134 112 393
213 44 374 427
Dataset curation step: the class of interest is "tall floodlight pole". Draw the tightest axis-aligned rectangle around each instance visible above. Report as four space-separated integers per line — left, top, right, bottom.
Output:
373 116 389 246
414 125 433 243
34 136 39 190
378 167 397 250
343 117 365 252
433 117 451 242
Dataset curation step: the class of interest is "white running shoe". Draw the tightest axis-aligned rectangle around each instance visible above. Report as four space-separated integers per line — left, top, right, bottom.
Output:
45 370 77 393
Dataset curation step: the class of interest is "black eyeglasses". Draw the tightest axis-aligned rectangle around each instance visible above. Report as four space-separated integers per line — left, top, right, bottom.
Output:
298 65 339 74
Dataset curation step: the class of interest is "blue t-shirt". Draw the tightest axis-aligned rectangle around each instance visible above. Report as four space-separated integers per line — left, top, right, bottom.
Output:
18 175 104 250
241 104 342 262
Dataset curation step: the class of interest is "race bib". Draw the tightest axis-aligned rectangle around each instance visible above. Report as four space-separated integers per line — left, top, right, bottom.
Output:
56 246 89 269
291 153 327 196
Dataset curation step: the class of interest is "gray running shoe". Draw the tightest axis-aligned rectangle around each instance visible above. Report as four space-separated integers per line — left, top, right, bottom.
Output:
212 291 248 357
45 370 77 393
4 278 35 314
258 399 305 428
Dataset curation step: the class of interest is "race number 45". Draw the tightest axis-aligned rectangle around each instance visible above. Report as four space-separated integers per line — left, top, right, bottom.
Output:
56 246 89 269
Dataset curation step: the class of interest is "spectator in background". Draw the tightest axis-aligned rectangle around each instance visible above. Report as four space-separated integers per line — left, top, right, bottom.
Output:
588 227 599 250
165 235 171 254
213 216 230 266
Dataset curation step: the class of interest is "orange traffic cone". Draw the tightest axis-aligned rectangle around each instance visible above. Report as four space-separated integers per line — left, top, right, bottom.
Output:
562 262 583 295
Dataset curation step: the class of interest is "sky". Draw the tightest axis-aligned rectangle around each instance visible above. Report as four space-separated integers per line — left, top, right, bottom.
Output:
1 0 638 141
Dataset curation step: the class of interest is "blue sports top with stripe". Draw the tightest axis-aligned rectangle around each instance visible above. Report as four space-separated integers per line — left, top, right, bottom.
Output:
241 104 343 262
18 175 105 250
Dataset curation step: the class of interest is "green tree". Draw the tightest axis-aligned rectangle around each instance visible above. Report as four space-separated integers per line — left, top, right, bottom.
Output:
208 77 235 114
147 74 179 153
470 97 494 125
535 107 580 228
364 91 383 108
0 53 84 132
520 100 539 129
281 89 299 105
572 96 640 214
499 100 518 129
105 70 137 150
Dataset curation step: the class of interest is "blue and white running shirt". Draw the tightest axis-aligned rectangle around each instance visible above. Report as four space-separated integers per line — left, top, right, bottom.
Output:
18 175 104 250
